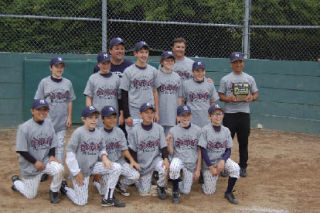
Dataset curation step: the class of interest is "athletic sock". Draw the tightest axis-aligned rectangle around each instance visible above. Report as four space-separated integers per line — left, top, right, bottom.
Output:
107 188 115 199
173 179 179 192
226 177 237 193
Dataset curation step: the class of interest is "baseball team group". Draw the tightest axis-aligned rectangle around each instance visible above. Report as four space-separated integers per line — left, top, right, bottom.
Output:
11 37 259 207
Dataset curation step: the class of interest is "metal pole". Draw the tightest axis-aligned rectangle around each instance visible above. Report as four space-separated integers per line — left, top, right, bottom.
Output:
102 0 107 51
243 0 250 59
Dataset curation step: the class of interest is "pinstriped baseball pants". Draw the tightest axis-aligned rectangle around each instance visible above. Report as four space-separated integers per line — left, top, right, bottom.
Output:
65 162 121 206
169 157 194 194
55 130 66 165
13 161 64 199
202 158 240 195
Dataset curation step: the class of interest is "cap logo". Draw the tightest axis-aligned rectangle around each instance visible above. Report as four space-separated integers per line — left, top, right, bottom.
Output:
89 106 95 110
183 106 188 110
39 100 45 104
109 106 114 111
198 62 201 65
168 51 173 54
235 53 240 57
57 57 62 61
103 53 108 58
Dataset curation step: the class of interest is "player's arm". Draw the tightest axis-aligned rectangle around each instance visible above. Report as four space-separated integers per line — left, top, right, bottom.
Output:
17 151 46 171
201 147 218 176
166 132 174 155
178 97 185 105
66 151 84 185
246 91 259 102
218 92 236 103
85 95 93 107
122 149 141 171
152 88 159 123
101 152 112 169
121 89 133 126
193 147 202 180
66 101 73 128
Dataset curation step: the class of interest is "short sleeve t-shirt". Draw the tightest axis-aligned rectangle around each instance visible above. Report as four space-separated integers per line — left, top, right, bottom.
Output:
172 56 194 81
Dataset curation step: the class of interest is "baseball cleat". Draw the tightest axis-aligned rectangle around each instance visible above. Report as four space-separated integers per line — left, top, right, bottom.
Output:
172 191 181 204
224 192 238 204
115 183 130 197
240 168 247 177
60 180 68 195
49 190 60 204
220 170 229 177
101 197 126 207
11 175 20 191
157 185 167 200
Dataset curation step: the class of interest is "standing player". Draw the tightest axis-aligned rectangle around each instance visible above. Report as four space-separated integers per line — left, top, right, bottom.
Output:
155 51 181 136
11 99 64 203
93 105 141 197
218 52 259 177
128 103 169 199
61 106 124 207
84 52 121 128
179 61 219 128
166 105 202 203
120 41 159 135
34 57 76 166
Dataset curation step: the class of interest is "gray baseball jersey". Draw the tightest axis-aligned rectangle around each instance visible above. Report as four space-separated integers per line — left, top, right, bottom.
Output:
99 127 127 163
180 79 219 127
169 124 201 171
218 72 258 113
172 56 194 81
34 76 76 132
128 123 167 175
66 126 105 177
198 124 233 170
119 64 157 109
16 118 57 178
155 70 181 126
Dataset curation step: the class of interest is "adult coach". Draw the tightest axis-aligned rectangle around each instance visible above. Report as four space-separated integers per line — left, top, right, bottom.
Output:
218 52 259 177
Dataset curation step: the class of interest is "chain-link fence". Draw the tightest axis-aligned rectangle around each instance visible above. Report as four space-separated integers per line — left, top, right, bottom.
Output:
0 0 319 61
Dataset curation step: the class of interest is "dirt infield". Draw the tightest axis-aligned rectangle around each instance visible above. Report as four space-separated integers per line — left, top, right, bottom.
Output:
1 127 319 213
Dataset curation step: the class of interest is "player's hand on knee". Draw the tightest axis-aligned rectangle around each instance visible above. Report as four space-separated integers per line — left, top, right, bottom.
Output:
125 117 133 126
49 156 61 164
93 174 102 182
216 160 225 173
76 172 84 186
209 166 218 176
34 160 46 171
102 156 112 169
162 158 170 173
131 161 141 171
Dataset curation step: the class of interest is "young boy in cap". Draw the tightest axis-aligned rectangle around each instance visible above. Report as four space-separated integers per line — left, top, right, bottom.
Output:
93 105 140 197
11 99 64 203
155 51 181 136
120 41 159 136
62 106 124 207
128 103 169 199
84 52 121 128
218 52 259 177
166 105 202 203
179 61 219 128
198 104 240 204
34 57 76 167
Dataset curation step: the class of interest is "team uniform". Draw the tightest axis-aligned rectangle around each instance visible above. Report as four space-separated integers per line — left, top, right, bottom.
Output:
198 124 240 195
64 125 121 206
168 123 201 194
180 79 219 127
219 71 258 171
111 59 133 78
94 126 140 195
172 56 194 81
128 122 167 195
34 76 76 164
83 72 120 127
155 69 181 135
13 117 64 200
120 64 158 129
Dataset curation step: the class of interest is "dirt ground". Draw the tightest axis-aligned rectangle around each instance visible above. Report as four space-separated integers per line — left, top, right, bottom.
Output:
0 127 319 213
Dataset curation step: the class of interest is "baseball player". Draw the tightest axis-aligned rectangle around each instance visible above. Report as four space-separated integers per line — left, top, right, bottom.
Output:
198 104 240 204
128 103 169 200
61 106 125 207
11 99 64 203
120 41 159 136
155 51 181 136
179 61 219 128
84 52 121 128
34 57 76 167
166 105 202 203
218 52 259 177
93 105 140 197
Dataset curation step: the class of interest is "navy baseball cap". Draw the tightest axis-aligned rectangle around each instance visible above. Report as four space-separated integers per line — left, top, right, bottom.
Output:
50 57 66 66
81 106 100 117
230 52 244 62
177 105 191 116
192 61 205 71
161 51 175 60
32 99 49 110
97 52 111 63
109 37 124 49
101 106 117 117
208 104 224 114
140 103 155 112
134 41 149 51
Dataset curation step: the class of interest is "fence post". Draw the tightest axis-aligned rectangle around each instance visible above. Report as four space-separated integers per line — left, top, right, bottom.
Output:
243 0 250 59
102 0 107 51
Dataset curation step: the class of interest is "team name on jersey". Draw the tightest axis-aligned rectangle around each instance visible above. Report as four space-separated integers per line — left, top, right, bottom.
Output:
49 90 70 103
175 138 198 149
80 141 102 155
31 136 53 150
138 139 160 152
105 141 121 151
133 78 153 89
159 84 179 94
206 140 227 151
189 91 209 102
96 88 117 98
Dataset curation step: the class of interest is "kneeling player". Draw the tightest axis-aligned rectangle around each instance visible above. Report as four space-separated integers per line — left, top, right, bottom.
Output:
94 105 140 197
128 103 169 199
166 105 202 203
11 99 64 203
198 104 240 204
62 106 124 207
